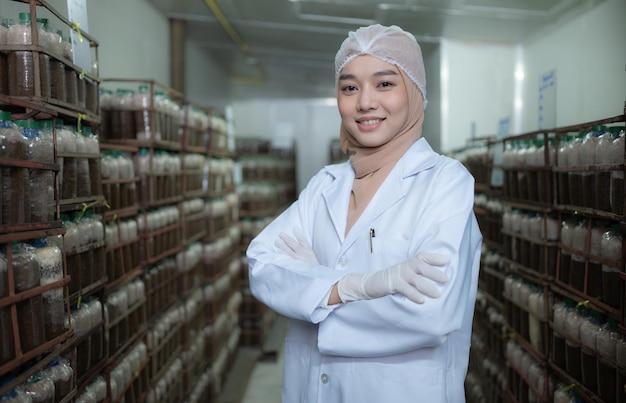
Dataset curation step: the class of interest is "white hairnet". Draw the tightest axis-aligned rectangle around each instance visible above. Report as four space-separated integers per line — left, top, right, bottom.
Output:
335 24 427 108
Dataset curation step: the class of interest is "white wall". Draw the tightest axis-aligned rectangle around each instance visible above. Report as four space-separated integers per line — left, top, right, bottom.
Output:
442 41 517 151
184 40 230 109
518 0 626 131
442 0 626 151
422 44 442 152
88 0 232 104
87 0 170 84
1 0 231 103
231 99 341 192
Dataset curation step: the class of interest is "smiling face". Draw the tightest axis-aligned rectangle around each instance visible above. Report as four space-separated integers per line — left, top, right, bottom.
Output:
337 55 410 148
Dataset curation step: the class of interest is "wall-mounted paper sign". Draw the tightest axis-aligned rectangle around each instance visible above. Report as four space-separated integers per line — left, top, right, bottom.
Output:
67 0 91 72
538 70 556 130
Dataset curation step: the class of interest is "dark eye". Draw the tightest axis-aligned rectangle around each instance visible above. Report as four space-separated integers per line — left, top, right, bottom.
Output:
341 85 357 93
379 81 394 88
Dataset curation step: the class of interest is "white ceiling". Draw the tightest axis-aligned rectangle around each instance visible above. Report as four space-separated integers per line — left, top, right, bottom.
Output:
147 0 604 100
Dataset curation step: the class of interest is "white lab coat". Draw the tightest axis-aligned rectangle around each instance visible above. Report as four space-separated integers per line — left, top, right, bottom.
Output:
247 138 482 403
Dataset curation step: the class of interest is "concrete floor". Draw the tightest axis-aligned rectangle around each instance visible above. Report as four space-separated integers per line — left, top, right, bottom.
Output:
218 314 287 403
241 344 284 403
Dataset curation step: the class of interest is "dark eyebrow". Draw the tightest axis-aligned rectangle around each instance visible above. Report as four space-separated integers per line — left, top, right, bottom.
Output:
374 70 399 77
338 73 355 81
338 69 399 81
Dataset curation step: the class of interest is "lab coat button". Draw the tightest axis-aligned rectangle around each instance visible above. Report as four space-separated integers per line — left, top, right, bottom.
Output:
321 373 329 384
338 257 346 266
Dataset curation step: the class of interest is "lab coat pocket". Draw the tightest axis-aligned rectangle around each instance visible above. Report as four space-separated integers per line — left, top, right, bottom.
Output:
368 236 409 268
353 360 446 402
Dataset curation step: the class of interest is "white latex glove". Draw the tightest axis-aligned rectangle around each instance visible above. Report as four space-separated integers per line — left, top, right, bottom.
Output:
275 227 319 264
337 252 450 304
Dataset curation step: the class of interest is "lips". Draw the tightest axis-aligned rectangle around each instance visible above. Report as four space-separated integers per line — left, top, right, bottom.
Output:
356 117 385 131
358 118 384 126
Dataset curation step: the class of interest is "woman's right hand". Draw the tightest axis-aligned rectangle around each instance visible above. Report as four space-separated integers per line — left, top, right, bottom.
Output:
275 227 319 264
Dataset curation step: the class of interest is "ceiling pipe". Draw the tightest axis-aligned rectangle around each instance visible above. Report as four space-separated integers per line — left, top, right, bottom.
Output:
289 0 439 43
291 0 377 26
203 0 266 83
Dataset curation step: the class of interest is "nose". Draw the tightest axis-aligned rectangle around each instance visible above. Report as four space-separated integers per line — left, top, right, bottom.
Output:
357 86 377 111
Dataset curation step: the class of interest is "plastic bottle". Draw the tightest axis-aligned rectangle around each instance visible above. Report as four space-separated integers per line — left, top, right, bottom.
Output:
0 18 8 44
39 50 52 99
581 127 601 208
12 242 46 352
134 84 153 140
75 126 91 198
19 119 55 223
49 46 67 102
84 126 102 197
6 13 51 98
6 12 32 45
65 67 79 106
0 19 10 95
22 372 55 402
526 140 540 202
567 133 584 207
109 89 130 140
600 226 622 308
120 153 137 208
62 215 81 295
135 147 151 202
610 127 624 215
100 152 114 209
579 311 601 391
594 127 613 211
556 136 571 205
58 123 77 200
154 91 166 141
564 307 583 382
33 238 65 341
43 25 61 56
98 88 113 138
62 33 73 62
1 112 30 225
78 213 95 287
119 89 135 140
85 76 99 114
596 319 619 401
0 251 14 365
35 18 50 49
76 73 87 110
107 151 121 209
551 301 567 368
41 358 74 402
569 219 587 291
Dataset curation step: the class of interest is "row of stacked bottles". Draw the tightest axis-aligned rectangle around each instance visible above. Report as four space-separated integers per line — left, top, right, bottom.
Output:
236 137 296 349
0 0 104 401
0 1 242 402
88 78 240 403
458 105 626 403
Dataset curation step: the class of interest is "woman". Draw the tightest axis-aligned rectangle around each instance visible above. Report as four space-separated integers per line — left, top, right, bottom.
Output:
247 24 482 403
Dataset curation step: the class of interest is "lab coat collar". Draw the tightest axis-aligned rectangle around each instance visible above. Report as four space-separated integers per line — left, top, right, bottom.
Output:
321 138 439 242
